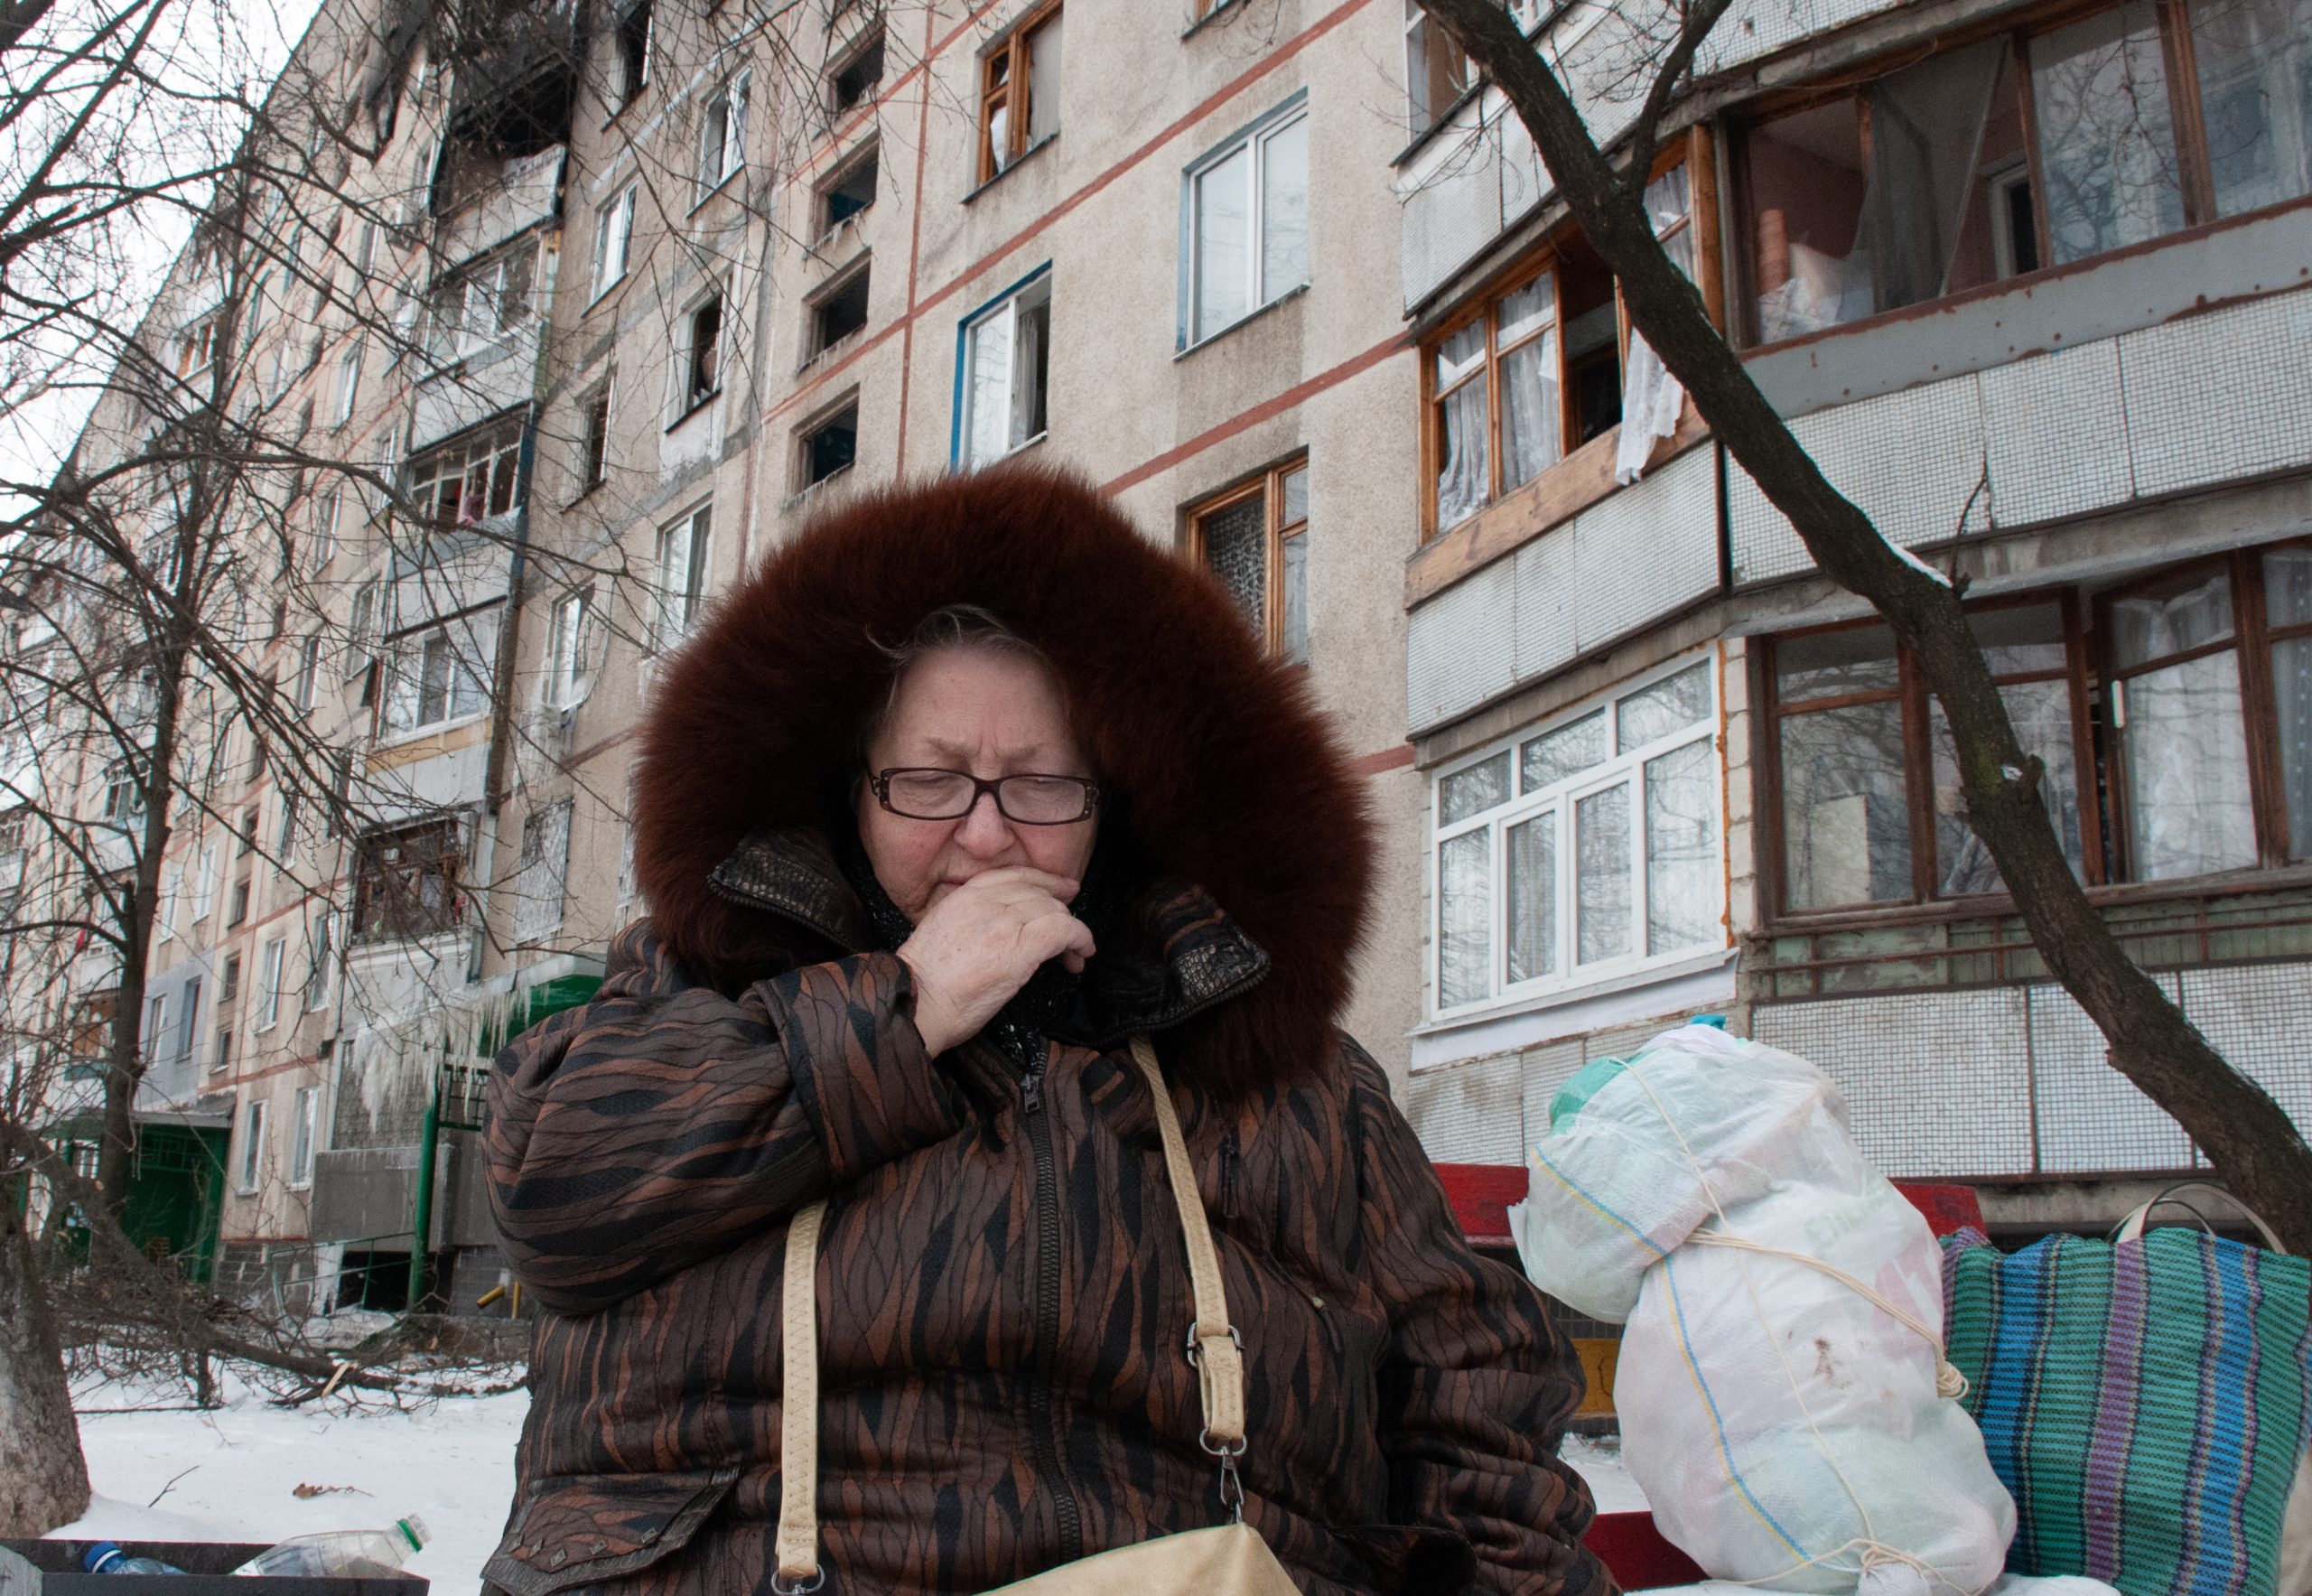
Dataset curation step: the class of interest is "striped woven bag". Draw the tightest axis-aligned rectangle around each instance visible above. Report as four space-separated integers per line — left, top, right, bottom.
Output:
1941 1222 2312 1596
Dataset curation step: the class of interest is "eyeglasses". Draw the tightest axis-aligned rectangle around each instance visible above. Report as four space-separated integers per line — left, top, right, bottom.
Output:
868 767 1100 825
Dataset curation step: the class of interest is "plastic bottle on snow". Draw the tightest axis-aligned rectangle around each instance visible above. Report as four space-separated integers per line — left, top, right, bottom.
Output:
228 1516 428 1578
82 1542 188 1574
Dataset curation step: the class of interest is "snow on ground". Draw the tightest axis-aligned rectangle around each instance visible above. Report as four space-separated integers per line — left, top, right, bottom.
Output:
53 1367 528 1591
53 1368 1644 1591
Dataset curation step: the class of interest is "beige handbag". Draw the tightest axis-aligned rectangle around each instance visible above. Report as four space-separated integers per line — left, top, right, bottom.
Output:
769 1035 1300 1595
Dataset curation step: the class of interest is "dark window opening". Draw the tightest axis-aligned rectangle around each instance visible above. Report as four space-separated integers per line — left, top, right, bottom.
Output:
580 383 611 490
352 818 463 941
1557 238 1620 446
611 0 651 107
801 404 858 488
685 294 722 408
811 266 871 355
829 27 884 116
820 147 879 234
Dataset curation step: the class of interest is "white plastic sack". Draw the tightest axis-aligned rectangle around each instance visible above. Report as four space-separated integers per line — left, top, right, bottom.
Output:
1512 1023 2015 1596
1639 1581 2118 1596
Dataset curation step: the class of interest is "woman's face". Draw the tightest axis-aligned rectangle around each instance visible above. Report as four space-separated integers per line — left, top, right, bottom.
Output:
857 646 1099 921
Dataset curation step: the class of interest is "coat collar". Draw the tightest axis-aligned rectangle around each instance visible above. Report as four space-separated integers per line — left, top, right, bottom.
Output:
707 826 1272 1048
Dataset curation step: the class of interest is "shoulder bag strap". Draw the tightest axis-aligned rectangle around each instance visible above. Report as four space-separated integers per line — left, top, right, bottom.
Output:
771 1036 1250 1587
773 1199 828 1593
1128 1033 1248 1459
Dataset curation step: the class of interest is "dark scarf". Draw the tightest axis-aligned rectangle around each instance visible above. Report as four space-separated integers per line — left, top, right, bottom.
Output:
833 832 1109 1077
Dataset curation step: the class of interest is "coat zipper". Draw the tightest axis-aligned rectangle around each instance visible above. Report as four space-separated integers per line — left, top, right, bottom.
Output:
1019 1053 1086 1562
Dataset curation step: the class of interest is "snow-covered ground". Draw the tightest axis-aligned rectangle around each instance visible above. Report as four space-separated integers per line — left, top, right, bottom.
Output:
54 1369 1642 1591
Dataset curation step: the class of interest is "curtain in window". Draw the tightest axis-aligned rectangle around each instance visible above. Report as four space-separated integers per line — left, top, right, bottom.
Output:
1434 322 1487 527
1575 784 1631 964
1615 331 1683 483
2031 2 2186 262
1439 829 1491 1006
1645 741 1718 952
1781 701 1914 908
1009 294 1046 448
2269 548 2312 857
1507 813 1557 983
2120 652 2256 877
966 303 1014 468
1027 17 1062 145
1498 275 1560 492
1931 682 2085 895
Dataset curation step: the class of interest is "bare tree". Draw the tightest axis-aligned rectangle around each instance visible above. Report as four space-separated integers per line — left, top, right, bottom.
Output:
1417 0 2312 1252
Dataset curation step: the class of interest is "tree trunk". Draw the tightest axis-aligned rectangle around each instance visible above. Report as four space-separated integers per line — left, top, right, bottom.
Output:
0 1198 90 1535
1421 0 2312 1254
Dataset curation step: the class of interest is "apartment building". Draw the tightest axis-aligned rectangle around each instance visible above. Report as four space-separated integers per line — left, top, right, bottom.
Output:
42 0 2307 1311
1393 0 2312 1230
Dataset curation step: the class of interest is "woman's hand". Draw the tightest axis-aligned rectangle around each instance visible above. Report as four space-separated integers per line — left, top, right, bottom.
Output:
895 867 1096 1057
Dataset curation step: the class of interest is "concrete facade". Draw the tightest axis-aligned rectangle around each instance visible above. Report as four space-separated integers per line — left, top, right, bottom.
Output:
25 0 2311 1311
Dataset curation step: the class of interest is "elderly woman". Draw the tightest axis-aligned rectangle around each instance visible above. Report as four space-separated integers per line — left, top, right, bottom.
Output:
481 469 1606 1595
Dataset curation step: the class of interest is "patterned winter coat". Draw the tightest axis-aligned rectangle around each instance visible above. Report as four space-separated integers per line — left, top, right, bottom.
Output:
482 469 1609 1596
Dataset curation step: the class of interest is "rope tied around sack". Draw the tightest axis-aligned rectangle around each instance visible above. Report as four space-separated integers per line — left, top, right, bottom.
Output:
1612 1050 1984 1596
1684 1231 1972 1400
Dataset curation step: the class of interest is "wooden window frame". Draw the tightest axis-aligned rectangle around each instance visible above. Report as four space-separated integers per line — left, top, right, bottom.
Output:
2096 541 2312 876
1419 133 1711 544
1759 551 2312 925
1728 0 2267 350
977 2 1061 184
1185 454 1310 658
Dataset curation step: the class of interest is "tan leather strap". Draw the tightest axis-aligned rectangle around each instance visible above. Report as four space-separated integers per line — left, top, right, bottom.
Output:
775 1199 827 1590
1128 1034 1245 1452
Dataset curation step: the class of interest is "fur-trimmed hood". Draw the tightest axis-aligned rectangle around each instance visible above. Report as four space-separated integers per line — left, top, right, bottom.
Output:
629 464 1374 1100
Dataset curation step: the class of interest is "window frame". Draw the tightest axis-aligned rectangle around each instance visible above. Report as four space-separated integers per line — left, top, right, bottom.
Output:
378 607 499 741
953 266 1052 469
816 141 880 239
351 817 465 943
607 0 653 114
825 23 886 120
288 1085 318 1189
1429 649 1729 1020
591 184 639 305
796 395 860 492
653 505 713 651
696 71 751 204
402 419 525 530
577 376 613 494
333 340 361 425
1179 93 1311 350
1185 454 1310 660
807 258 872 359
675 287 725 419
976 2 1063 183
257 936 284 1031
543 585 598 710
1728 0 2298 352
1417 135 1711 543
237 1097 266 1194
1744 565 2312 925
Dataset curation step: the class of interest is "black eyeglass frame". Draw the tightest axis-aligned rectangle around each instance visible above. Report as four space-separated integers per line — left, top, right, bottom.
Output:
867 766 1101 825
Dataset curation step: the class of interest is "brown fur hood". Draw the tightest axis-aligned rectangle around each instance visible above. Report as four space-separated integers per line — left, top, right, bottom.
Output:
629 464 1374 1099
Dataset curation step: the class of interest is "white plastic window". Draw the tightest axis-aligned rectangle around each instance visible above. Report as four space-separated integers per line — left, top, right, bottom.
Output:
1433 654 1723 1016
1184 101 1309 346
958 274 1050 468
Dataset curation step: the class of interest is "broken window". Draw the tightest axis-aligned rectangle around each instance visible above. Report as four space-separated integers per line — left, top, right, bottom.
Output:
1431 655 1722 1013
818 145 879 236
610 0 651 108
1741 0 2312 344
810 262 871 355
798 401 857 490
827 24 884 117
513 799 573 944
1425 154 1696 534
1189 456 1310 661
404 420 523 527
352 817 463 941
681 292 722 412
978 4 1062 181
578 378 612 492
1403 1 1476 140
543 586 599 709
591 185 637 301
